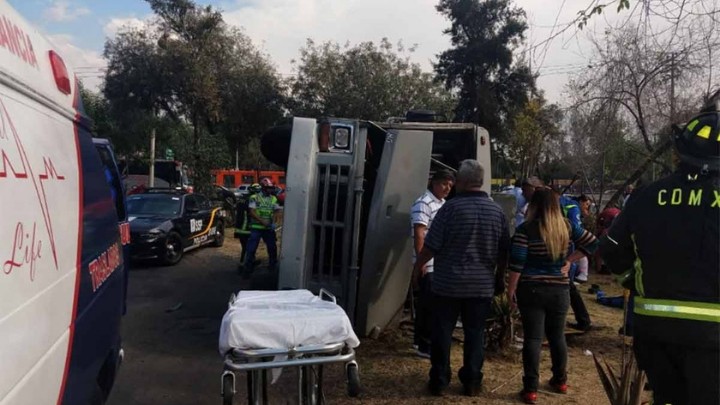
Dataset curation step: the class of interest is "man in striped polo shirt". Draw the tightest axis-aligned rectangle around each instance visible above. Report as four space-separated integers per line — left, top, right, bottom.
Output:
411 169 455 358
414 160 510 397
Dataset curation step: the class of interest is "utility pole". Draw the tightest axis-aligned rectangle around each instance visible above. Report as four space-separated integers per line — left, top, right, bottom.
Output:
149 126 156 188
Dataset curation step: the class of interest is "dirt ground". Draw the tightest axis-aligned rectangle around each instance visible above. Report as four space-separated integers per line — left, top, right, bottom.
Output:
109 229 641 405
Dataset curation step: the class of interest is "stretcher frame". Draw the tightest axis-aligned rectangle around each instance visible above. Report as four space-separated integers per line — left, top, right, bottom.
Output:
220 289 361 405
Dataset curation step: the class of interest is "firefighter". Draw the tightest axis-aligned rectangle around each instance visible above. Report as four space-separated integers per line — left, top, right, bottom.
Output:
235 183 260 271
243 177 281 277
600 109 720 405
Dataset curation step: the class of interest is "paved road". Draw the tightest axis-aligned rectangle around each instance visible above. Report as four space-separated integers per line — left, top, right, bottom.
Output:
107 239 247 405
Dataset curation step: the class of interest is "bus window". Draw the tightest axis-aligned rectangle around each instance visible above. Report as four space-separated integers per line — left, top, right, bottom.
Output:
279 176 286 185
223 174 235 188
242 175 255 183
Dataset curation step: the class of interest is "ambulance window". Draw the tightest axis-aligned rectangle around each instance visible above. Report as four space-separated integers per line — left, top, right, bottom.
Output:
96 145 126 220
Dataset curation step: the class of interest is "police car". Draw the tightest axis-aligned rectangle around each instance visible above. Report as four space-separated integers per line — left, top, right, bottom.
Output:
127 189 225 265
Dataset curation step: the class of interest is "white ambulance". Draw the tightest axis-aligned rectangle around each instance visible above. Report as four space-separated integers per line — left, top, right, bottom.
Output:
0 1 128 404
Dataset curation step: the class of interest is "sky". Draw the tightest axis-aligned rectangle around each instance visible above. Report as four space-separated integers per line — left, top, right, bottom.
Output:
6 0 630 104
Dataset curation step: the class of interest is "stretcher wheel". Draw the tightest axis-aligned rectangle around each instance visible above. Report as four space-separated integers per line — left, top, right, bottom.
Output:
346 362 361 397
222 373 234 405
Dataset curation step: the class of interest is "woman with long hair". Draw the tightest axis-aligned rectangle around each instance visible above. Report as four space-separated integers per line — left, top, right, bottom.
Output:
507 189 598 404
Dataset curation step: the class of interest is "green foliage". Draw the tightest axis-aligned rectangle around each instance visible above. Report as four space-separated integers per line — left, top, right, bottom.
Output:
577 0 632 30
435 0 535 140
593 351 646 405
102 0 284 193
486 293 516 352
289 38 456 120
507 98 563 178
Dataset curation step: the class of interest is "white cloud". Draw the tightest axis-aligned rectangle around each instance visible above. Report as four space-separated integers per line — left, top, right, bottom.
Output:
43 1 91 22
47 34 106 92
103 16 151 38
219 0 601 104
219 0 638 105
222 0 450 75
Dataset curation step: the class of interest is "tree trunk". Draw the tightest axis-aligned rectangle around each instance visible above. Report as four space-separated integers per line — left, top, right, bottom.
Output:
604 138 673 210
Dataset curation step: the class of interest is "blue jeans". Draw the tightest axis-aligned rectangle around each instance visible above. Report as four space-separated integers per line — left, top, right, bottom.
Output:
429 294 492 389
244 229 277 271
517 283 570 392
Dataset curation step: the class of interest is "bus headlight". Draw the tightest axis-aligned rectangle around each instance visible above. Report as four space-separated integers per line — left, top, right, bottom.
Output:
319 122 353 153
333 127 350 149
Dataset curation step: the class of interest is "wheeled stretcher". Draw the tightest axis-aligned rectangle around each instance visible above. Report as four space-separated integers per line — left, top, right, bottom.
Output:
219 289 361 404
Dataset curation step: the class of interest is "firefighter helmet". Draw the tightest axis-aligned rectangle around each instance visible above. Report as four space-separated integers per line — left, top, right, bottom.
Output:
673 111 720 172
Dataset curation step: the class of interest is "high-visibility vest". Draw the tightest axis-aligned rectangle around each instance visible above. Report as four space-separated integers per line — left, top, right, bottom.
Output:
249 193 277 230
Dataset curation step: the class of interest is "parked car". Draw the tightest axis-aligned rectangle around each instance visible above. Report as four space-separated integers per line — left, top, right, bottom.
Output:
233 184 252 198
127 189 225 265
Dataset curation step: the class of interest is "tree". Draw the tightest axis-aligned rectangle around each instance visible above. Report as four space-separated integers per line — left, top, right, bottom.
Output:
289 39 456 120
103 0 283 192
435 0 535 140
507 97 563 178
568 26 702 153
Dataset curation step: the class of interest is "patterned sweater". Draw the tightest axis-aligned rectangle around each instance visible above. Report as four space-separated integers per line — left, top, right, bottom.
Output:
510 220 598 285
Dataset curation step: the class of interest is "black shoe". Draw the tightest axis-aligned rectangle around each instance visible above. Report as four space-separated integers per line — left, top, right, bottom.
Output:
568 322 592 332
427 382 445 397
463 383 482 397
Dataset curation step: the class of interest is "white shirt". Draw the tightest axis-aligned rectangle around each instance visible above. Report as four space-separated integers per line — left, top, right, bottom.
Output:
410 190 445 273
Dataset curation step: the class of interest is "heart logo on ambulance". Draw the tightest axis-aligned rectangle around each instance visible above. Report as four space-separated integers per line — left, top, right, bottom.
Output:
0 98 70 282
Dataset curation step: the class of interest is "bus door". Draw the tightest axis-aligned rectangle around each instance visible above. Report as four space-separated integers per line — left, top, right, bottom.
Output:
355 128 433 336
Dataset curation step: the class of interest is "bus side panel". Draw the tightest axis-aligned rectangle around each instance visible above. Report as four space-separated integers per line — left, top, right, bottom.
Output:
0 91 80 402
475 126 492 195
60 125 124 404
278 118 319 289
356 129 433 336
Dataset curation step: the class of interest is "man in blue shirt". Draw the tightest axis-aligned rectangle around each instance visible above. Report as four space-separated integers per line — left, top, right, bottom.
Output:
414 160 509 397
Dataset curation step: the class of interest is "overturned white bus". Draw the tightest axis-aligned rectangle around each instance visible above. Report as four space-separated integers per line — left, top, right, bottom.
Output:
261 113 512 337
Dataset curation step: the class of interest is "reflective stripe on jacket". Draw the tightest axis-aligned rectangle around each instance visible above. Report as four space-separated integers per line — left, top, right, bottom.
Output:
249 193 277 229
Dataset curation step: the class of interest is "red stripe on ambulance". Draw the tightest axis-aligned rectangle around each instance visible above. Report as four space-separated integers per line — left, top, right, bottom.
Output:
56 80 83 405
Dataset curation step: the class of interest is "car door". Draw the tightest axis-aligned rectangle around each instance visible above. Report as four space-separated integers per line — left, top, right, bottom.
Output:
185 194 208 247
178 195 198 248
194 194 214 243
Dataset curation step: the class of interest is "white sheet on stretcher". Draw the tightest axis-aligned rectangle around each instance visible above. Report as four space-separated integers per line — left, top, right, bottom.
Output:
218 289 360 356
